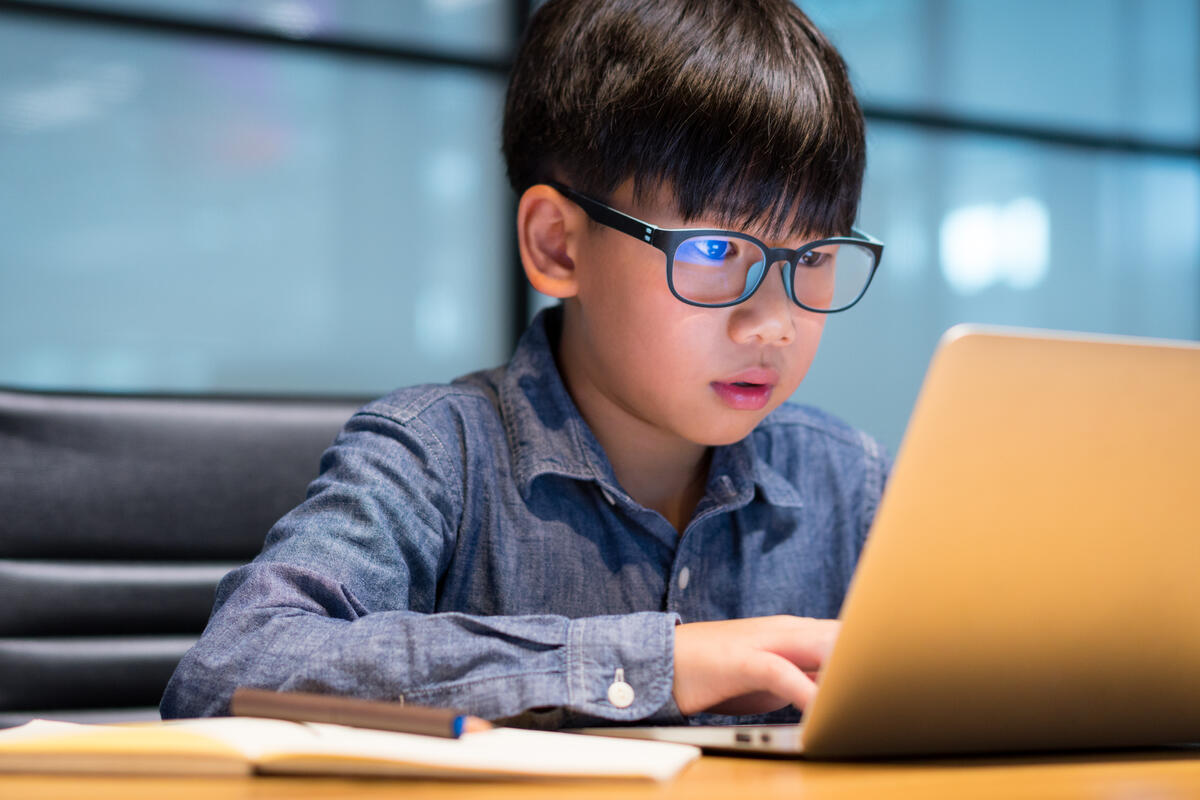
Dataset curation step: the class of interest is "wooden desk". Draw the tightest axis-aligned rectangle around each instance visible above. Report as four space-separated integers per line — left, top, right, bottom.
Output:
3 749 1200 800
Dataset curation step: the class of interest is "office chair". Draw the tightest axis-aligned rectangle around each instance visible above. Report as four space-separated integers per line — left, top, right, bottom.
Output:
0 388 364 727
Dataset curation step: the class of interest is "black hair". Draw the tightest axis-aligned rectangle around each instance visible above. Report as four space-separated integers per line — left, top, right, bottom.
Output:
502 0 866 238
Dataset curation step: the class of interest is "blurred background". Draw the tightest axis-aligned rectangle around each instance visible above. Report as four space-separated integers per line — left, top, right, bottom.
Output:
1 0 1197 452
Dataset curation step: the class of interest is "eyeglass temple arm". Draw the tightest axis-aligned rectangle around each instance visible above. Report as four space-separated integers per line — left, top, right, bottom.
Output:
544 181 660 245
850 226 883 245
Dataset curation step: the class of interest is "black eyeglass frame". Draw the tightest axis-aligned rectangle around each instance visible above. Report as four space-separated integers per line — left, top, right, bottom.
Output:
546 180 884 313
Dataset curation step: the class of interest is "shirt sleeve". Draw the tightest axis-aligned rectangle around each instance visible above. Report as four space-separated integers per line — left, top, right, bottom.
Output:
159 408 682 725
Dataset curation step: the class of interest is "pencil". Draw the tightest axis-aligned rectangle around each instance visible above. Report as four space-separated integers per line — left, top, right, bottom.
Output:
230 687 492 738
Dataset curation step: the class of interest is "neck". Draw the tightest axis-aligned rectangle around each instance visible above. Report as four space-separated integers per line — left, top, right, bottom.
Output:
600 424 712 534
553 313 712 534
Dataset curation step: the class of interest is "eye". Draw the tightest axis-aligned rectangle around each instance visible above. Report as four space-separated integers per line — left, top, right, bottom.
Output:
798 249 830 268
689 239 735 261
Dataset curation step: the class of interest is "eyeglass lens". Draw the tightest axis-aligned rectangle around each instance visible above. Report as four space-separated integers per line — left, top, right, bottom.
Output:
671 236 876 310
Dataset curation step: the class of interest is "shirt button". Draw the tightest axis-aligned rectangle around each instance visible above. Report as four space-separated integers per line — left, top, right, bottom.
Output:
678 567 690 590
607 668 635 708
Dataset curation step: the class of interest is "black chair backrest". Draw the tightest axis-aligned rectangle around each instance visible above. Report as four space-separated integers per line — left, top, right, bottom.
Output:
0 388 363 725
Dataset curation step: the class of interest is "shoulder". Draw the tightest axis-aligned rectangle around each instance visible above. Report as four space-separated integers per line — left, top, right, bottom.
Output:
355 367 504 428
317 368 509 484
341 367 509 453
752 402 889 466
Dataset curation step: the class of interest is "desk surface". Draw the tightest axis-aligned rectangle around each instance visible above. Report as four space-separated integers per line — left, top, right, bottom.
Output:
4 749 1200 800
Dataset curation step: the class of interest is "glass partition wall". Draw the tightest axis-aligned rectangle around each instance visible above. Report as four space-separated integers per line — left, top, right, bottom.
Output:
1 0 1196 450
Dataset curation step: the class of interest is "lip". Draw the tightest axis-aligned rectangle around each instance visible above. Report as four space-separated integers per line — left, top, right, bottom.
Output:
718 367 780 386
711 367 779 411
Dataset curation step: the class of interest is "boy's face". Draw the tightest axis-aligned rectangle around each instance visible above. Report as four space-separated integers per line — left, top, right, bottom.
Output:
557 180 828 450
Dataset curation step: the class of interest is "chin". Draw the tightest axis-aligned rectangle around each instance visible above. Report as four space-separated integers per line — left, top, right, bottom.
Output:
691 417 765 447
689 395 789 445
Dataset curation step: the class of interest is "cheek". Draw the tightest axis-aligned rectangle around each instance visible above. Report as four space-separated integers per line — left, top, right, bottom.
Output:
798 310 827 346
609 298 714 405
785 314 827 384
577 240 662 314
575 245 692 368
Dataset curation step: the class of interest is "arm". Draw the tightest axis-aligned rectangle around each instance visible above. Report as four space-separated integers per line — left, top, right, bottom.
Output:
161 409 679 724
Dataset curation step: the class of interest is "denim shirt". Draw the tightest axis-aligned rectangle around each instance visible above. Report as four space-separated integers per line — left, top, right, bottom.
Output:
161 308 890 727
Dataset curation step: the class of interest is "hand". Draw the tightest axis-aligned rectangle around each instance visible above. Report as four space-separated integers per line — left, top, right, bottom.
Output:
671 615 839 717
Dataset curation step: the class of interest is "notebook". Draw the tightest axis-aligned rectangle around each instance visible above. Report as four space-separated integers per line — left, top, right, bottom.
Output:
0 716 699 780
583 324 1200 758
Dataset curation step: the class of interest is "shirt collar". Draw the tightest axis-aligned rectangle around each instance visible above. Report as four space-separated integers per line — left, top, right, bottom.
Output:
499 307 620 498
498 306 804 510
704 434 806 511
750 448 806 508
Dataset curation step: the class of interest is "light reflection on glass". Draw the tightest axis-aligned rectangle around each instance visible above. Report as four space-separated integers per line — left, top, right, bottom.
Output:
939 197 1050 295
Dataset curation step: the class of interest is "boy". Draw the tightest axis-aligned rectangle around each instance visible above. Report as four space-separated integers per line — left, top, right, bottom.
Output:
162 0 889 727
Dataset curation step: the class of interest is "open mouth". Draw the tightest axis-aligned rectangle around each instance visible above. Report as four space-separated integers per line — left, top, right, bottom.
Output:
711 380 773 410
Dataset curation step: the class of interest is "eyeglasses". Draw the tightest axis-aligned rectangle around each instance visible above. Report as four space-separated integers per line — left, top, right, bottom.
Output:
548 181 884 313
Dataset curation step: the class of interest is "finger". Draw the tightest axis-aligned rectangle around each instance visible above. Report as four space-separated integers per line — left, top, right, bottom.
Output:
750 652 820 711
754 618 840 671
705 690 792 716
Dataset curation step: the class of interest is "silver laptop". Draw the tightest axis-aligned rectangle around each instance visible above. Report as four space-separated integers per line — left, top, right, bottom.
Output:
582 324 1200 758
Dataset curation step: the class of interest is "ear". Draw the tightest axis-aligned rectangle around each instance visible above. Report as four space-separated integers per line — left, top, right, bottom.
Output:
516 184 584 299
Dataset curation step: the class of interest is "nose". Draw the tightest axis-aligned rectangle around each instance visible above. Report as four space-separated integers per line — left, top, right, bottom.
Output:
727 260 796 346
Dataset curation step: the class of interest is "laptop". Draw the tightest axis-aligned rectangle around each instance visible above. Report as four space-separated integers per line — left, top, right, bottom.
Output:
582 324 1200 758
